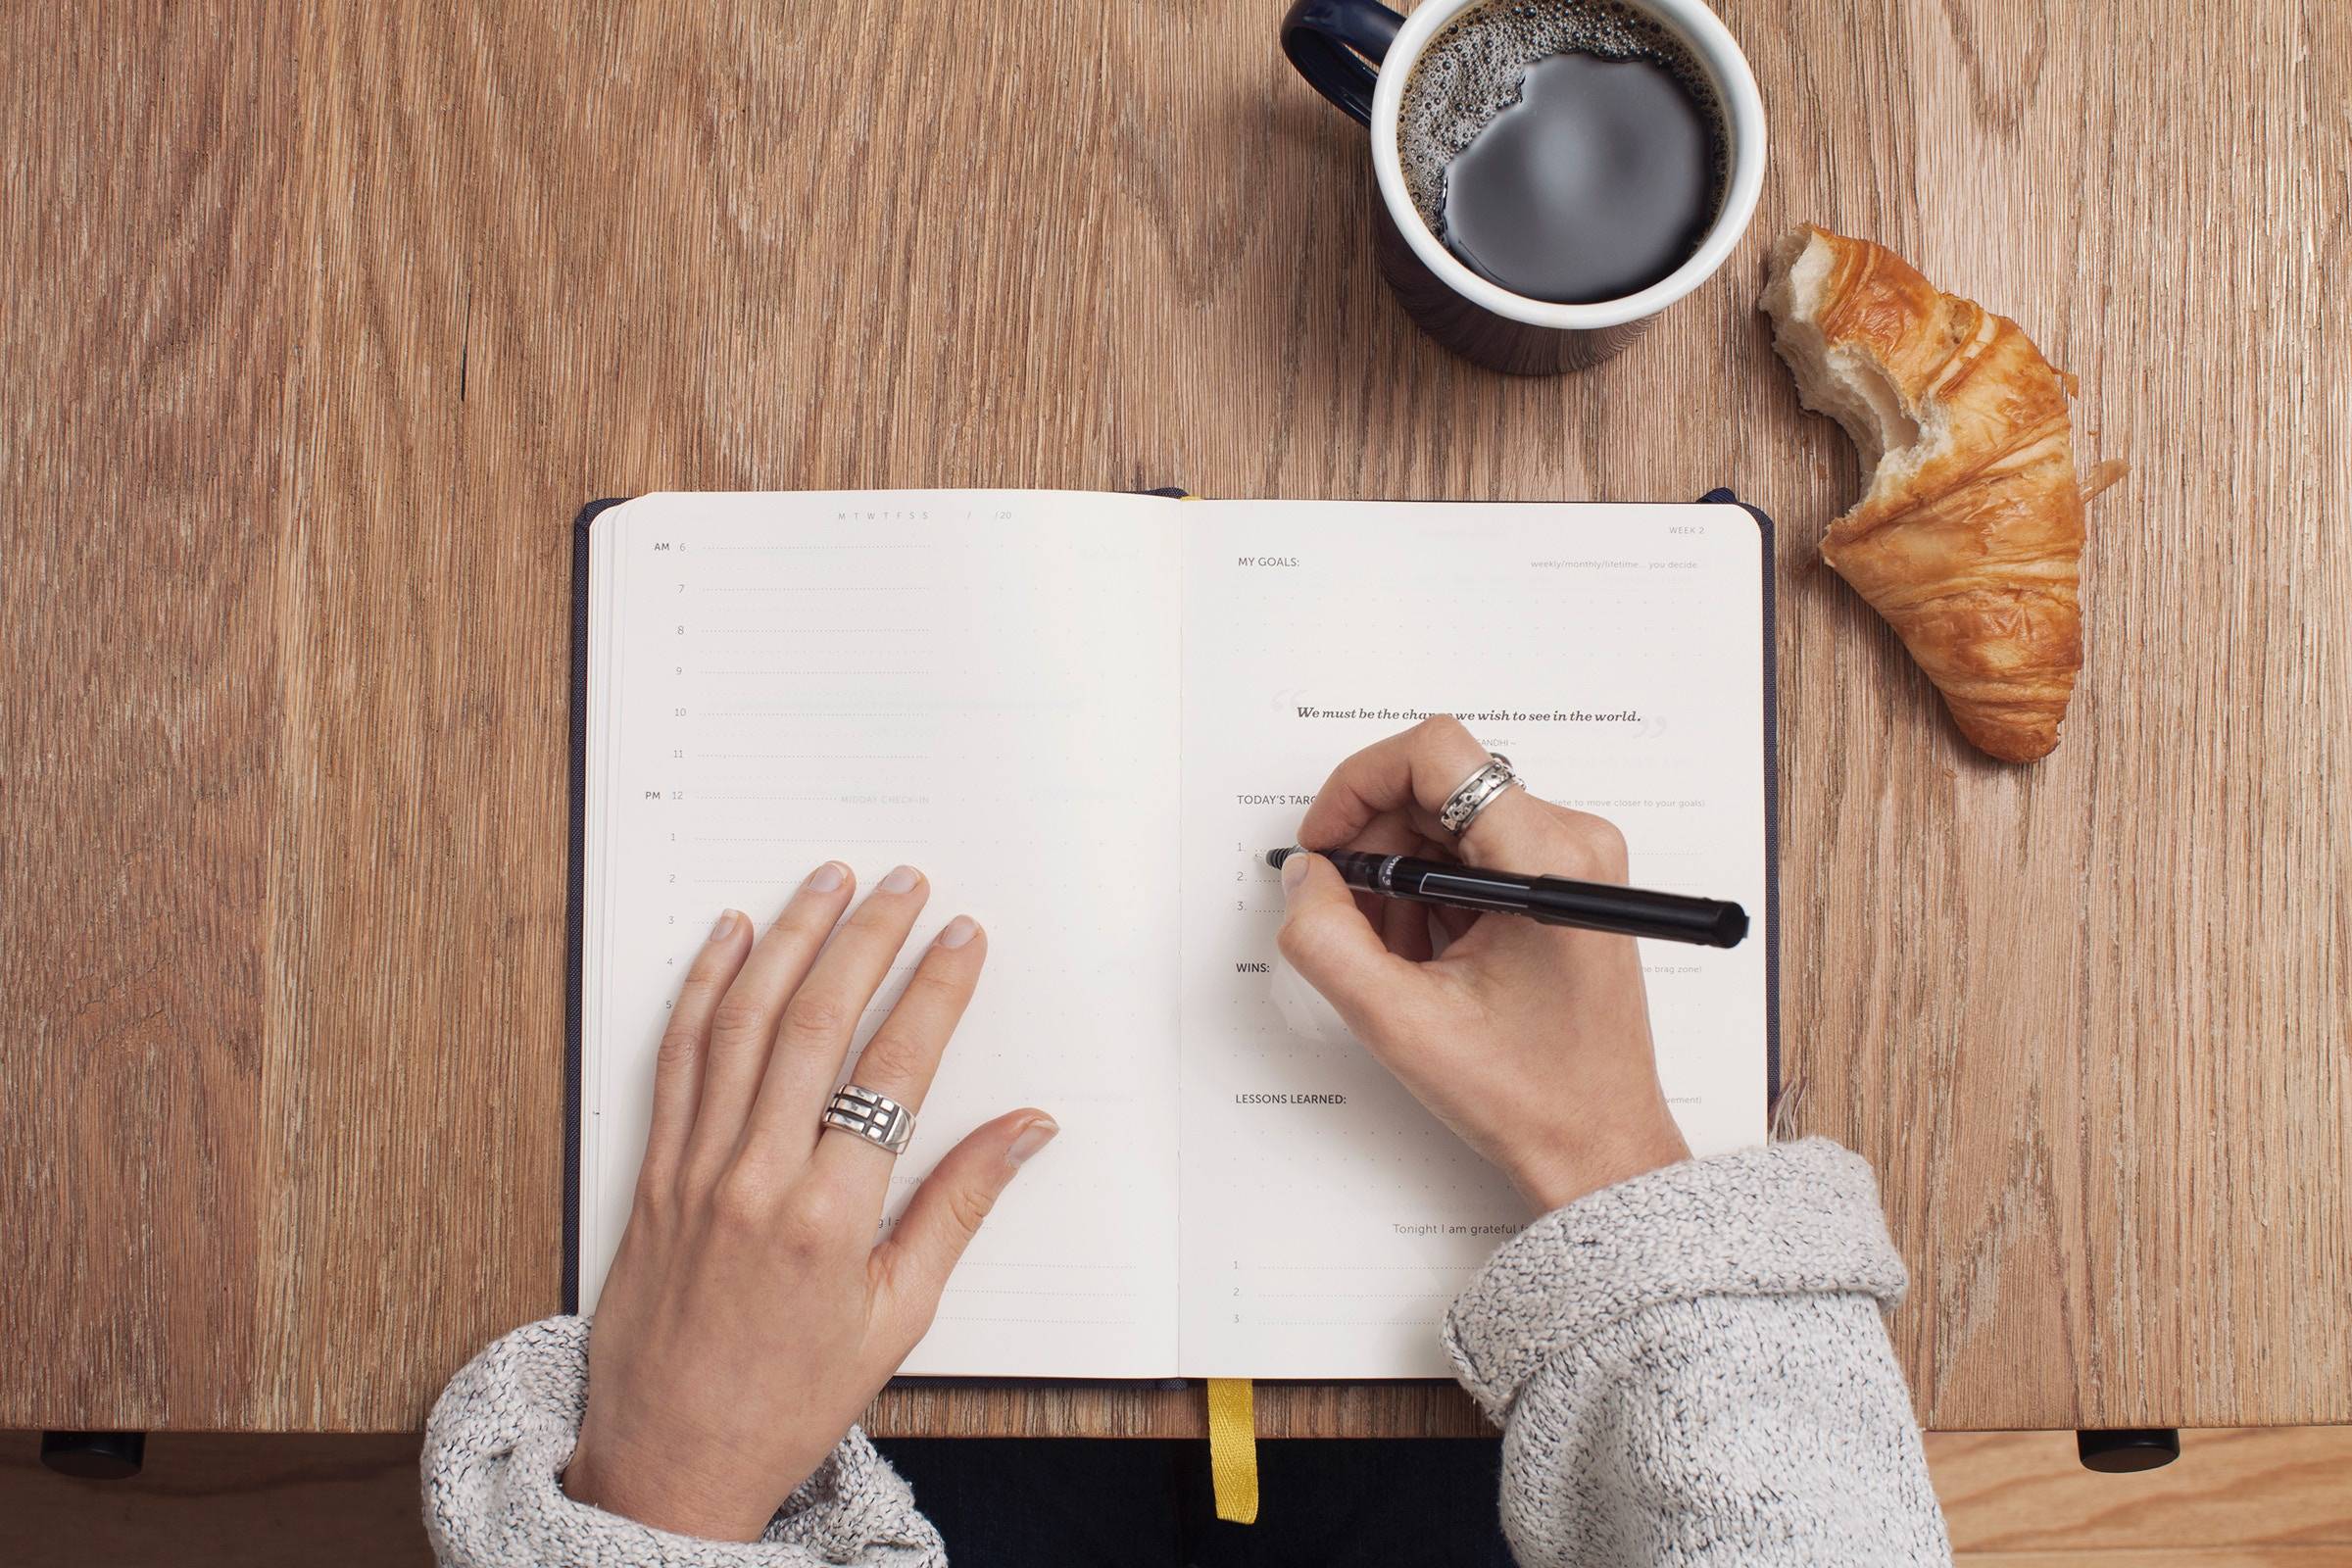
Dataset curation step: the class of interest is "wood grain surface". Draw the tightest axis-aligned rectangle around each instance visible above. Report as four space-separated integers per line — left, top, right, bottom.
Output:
2 0 2345 1434
1931 1428 2352 1561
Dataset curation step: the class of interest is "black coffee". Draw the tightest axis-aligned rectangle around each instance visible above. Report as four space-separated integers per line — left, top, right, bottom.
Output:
1398 0 1727 305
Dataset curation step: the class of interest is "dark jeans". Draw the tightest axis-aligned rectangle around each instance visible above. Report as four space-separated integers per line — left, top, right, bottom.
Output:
874 1439 1516 1567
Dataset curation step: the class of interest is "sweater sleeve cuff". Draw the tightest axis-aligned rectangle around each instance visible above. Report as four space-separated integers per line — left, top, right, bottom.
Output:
421 1315 943 1566
1442 1138 1909 1420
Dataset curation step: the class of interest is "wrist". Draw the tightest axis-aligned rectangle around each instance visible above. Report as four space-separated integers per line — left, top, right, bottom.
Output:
563 1434 776 1544
1513 1109 1690 1212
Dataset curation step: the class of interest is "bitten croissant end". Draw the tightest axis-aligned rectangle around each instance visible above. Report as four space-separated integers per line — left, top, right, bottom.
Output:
1762 223 2085 763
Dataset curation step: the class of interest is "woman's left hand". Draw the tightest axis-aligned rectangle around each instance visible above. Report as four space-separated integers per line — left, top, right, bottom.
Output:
562 861 1057 1542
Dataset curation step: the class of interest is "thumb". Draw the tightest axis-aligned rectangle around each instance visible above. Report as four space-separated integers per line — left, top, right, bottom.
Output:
1276 852 1418 1027
876 1108 1057 1338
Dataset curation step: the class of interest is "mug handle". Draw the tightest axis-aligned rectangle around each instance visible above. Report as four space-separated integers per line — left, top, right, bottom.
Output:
1280 0 1405 126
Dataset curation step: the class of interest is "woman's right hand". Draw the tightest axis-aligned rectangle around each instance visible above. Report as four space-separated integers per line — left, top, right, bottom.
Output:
1279 717 1690 1212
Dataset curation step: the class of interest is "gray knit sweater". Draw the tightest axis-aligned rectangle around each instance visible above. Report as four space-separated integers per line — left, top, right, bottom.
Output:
422 1139 1951 1566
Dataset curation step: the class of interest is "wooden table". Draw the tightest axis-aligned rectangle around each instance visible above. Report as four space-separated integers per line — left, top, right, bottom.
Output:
4 0 2345 1439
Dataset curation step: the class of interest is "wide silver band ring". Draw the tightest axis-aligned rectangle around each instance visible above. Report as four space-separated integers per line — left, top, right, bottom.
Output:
821 1085 916 1156
1438 752 1521 836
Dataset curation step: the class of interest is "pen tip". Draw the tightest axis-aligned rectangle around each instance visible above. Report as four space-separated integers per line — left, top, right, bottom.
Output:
1264 846 1297 869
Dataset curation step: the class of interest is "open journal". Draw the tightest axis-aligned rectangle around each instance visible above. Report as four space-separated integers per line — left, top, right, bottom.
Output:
569 489 1776 1380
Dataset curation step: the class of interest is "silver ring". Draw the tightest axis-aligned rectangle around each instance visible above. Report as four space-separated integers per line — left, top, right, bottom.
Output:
821 1085 916 1156
1438 752 1521 836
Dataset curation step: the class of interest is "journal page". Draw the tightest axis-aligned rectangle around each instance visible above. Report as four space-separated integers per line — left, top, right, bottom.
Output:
581 490 1185 1376
1176 500 1770 1377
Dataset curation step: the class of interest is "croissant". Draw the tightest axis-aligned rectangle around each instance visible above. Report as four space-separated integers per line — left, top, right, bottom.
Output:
1762 223 2085 762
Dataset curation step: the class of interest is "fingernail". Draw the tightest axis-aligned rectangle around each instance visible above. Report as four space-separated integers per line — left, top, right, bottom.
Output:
937 914 979 949
1004 1116 1059 1167
806 861 847 893
879 864 921 894
710 908 740 940
1280 853 1311 896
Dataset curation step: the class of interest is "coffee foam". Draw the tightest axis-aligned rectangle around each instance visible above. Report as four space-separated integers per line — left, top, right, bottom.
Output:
1397 0 1728 250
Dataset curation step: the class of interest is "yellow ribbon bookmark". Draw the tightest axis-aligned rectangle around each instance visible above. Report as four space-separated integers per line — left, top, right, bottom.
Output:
1206 1377 1260 1524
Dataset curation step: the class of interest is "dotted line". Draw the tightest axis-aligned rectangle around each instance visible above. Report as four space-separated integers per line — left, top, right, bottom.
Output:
692 837 928 844
701 754 930 760
946 1289 1137 1298
957 1261 1138 1270
696 620 917 629
1252 1318 1442 1326
704 706 933 712
934 1316 1134 1326
1250 1298 1448 1306
704 545 921 551
699 586 916 592
1244 1264 1467 1271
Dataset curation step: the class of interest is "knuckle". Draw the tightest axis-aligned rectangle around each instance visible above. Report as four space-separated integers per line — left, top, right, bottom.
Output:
779 1185 848 1250
1419 714 1473 749
906 965 967 1004
855 1031 924 1089
630 1160 677 1217
654 1025 702 1073
709 995 771 1042
946 1183 999 1240
710 1166 778 1229
779 992 853 1043
1558 815 1630 879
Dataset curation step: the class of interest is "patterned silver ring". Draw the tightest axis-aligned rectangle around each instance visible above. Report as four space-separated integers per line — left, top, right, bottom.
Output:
1438 753 1522 836
820 1084 916 1156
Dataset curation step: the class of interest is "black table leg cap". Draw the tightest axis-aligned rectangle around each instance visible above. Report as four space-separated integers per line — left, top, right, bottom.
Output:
2076 1428 2180 1472
38 1431 146 1480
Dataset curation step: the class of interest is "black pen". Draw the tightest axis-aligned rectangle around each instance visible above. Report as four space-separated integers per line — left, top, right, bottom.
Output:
1264 847 1748 949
